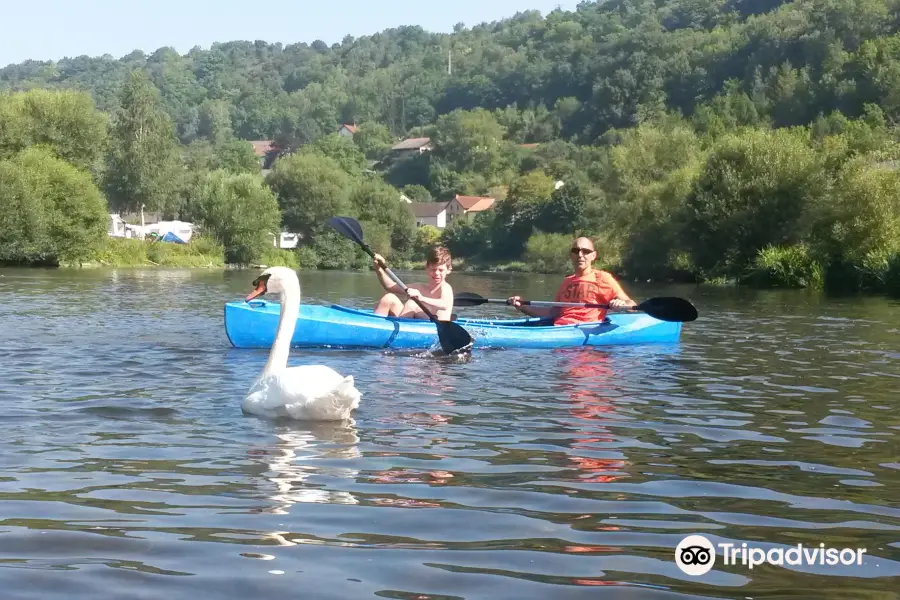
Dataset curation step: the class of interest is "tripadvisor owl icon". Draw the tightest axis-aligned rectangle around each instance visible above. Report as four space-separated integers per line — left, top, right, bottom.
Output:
676 535 716 576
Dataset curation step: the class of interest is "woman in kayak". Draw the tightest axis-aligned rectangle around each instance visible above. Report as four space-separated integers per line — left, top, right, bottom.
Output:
507 237 636 325
373 245 455 321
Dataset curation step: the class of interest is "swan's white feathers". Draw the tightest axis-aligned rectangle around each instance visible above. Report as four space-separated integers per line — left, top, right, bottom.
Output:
240 267 362 421
243 366 361 420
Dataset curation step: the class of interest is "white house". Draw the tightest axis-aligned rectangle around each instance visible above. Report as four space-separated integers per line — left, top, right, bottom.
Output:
410 202 448 228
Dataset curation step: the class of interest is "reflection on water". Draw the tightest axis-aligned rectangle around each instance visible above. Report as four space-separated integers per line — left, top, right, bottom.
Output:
250 422 361 515
0 267 898 598
247 422 361 549
556 350 630 485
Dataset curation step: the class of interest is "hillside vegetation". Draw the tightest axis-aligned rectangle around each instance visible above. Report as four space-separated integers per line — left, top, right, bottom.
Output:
1 0 899 295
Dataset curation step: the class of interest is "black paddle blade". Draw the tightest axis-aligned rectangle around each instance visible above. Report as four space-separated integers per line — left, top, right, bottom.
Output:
435 320 474 354
636 296 698 322
328 216 364 245
453 292 489 307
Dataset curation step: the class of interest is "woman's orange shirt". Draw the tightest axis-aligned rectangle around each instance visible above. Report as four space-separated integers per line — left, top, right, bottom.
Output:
553 270 626 325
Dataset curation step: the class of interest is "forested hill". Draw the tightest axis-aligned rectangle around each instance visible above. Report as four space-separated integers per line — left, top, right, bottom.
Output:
3 0 900 144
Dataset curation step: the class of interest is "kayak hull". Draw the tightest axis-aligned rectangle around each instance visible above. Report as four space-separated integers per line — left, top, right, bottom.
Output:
224 300 682 350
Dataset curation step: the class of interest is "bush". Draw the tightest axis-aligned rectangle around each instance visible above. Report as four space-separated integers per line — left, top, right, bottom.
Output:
885 254 900 298
413 225 442 256
295 246 320 270
256 248 299 269
523 232 572 273
441 213 492 258
812 157 900 268
307 230 368 270
684 128 826 279
744 244 824 289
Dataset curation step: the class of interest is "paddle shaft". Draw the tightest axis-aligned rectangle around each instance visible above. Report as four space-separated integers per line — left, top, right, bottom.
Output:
351 233 442 323
328 216 474 354
479 298 623 309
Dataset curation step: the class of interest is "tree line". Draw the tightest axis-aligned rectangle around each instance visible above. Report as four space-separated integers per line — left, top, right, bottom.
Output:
0 0 898 295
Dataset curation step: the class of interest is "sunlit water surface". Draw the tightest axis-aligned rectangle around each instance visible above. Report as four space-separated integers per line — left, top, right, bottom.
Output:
0 267 898 599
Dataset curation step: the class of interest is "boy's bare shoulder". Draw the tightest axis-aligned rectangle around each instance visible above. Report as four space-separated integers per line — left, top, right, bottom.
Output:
441 281 454 294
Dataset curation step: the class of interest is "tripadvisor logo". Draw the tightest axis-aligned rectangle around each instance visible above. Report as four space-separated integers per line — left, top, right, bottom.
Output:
675 535 715 576
674 535 868 575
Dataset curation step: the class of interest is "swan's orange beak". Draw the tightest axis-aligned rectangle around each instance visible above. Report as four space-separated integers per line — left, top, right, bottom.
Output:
245 276 267 301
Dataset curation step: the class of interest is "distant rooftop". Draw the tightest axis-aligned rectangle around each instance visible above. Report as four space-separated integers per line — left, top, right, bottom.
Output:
454 195 495 211
391 137 432 151
249 140 276 157
409 201 447 218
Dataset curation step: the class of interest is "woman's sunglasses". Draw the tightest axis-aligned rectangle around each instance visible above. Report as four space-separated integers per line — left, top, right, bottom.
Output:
570 247 593 256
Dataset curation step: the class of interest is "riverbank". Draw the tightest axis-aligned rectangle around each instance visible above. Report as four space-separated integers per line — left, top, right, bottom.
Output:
50 237 299 270
13 237 900 300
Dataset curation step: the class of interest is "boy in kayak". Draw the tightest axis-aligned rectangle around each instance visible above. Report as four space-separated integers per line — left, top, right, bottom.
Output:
373 245 454 321
507 237 636 325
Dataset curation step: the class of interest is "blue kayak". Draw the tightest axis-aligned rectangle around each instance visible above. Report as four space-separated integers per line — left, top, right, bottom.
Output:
224 300 682 350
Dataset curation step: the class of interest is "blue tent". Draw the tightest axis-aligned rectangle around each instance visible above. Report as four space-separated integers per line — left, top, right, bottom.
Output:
160 231 187 244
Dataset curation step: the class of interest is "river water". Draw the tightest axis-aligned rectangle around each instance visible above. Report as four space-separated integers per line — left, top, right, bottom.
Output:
0 267 898 599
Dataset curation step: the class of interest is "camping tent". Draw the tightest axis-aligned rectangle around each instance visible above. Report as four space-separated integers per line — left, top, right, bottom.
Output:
160 231 187 244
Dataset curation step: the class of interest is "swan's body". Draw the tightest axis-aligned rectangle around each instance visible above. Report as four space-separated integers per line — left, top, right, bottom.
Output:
241 267 361 420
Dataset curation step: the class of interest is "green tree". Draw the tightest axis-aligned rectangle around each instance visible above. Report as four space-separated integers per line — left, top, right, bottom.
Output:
215 137 261 174
401 184 432 202
540 180 589 235
186 170 282 264
0 89 109 175
0 146 107 265
197 99 234 144
684 128 826 278
413 224 442 256
307 133 368 175
349 179 416 257
353 121 395 159
432 108 509 177
104 70 182 215
507 169 555 203
266 152 353 241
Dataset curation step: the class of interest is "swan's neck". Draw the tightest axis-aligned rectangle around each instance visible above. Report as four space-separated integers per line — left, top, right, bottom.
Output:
263 286 300 375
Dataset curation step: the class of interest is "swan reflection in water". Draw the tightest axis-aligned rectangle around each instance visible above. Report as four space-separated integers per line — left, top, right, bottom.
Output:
246 420 361 546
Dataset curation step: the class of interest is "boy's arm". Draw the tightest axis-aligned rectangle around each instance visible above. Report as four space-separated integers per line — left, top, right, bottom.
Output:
373 255 402 294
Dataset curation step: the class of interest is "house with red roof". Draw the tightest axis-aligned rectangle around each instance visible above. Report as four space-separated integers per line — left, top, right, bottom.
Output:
445 194 496 225
248 140 279 170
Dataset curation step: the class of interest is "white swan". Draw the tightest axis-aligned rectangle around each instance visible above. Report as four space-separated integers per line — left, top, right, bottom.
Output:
241 266 361 420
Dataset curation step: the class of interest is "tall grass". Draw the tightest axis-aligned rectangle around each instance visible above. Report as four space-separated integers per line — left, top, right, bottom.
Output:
69 236 225 267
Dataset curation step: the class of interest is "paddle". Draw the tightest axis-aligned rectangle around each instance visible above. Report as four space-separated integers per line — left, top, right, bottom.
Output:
453 292 698 323
328 216 474 354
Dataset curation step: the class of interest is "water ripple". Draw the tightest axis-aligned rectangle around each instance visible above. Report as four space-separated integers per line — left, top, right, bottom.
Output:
0 269 897 598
